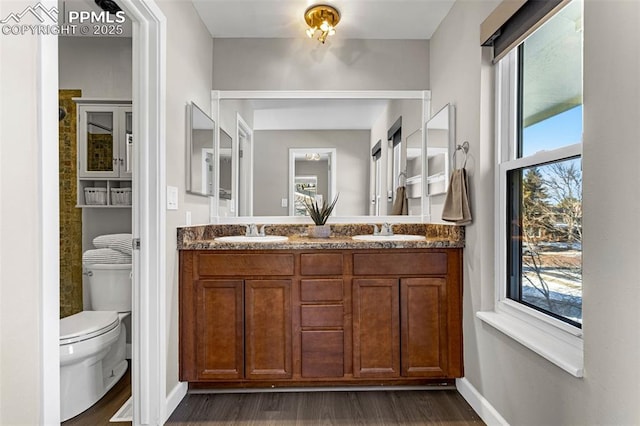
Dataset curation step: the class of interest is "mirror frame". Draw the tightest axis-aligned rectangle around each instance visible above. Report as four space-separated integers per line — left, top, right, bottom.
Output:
186 102 215 197
425 103 456 197
209 90 432 224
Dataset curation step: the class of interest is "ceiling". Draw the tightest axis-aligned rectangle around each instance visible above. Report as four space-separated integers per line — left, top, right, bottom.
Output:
191 0 456 40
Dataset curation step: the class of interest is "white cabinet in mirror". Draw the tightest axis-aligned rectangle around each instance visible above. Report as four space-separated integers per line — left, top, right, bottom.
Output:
211 90 438 223
186 102 214 197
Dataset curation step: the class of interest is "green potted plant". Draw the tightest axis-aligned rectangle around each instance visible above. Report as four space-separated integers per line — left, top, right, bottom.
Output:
303 194 339 238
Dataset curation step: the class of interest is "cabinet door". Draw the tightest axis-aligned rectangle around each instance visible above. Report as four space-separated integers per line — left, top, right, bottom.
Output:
352 278 400 378
245 280 292 379
400 278 448 377
195 280 244 380
78 105 120 178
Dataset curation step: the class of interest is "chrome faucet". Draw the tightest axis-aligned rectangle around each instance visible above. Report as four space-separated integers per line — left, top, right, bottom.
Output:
245 224 266 237
374 223 394 236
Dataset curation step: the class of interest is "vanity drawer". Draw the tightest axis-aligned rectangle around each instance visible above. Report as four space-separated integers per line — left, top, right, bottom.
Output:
353 252 448 276
301 330 344 378
300 253 343 275
196 253 294 276
300 279 344 302
301 305 344 328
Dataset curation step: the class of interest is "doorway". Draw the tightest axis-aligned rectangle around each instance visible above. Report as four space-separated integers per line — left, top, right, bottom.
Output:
42 0 167 424
288 148 337 216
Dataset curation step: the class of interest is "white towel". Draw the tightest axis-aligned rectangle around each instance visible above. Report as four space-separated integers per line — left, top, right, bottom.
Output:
83 248 132 265
93 233 132 256
442 168 472 225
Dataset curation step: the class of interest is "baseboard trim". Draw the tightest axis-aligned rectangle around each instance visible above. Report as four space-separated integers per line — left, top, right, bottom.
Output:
189 384 455 394
165 382 188 422
456 378 509 426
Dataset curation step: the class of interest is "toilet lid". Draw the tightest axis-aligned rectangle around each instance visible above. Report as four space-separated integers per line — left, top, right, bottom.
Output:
60 311 119 344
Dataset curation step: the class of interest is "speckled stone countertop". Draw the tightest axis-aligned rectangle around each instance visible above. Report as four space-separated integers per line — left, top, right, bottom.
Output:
178 223 464 250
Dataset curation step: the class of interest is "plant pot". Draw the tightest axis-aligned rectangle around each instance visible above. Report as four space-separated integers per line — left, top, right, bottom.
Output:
308 224 331 238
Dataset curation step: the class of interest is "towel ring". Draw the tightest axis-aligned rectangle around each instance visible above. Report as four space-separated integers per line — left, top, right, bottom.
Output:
398 171 407 186
453 141 469 169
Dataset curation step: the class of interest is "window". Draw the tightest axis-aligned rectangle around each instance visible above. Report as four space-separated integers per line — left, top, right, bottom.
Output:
481 0 584 375
502 0 583 328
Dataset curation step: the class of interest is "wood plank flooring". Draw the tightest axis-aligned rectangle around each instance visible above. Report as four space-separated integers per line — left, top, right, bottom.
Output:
166 390 484 425
59 361 483 426
62 361 131 426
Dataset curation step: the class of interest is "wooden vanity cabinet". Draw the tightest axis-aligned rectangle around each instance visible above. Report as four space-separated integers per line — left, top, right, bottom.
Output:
180 248 462 386
180 252 293 382
352 251 463 379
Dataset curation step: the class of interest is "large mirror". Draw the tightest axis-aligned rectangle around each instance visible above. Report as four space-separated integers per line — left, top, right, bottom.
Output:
186 102 214 196
213 91 430 220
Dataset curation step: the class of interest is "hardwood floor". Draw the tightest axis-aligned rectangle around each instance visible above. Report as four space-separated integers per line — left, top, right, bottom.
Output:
60 363 483 425
166 390 484 425
62 361 131 426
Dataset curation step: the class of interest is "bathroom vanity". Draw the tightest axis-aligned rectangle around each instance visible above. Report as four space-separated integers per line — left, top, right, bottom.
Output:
178 224 464 388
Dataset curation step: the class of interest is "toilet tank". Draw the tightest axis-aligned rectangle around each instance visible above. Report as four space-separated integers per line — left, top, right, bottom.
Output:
85 264 132 312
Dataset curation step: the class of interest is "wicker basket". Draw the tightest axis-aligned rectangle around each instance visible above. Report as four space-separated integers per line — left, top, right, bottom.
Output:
111 187 132 206
84 187 107 205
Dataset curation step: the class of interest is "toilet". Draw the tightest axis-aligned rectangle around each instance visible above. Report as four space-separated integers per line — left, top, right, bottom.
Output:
60 263 131 422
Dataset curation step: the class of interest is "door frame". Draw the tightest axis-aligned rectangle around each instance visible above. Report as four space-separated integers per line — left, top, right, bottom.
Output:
40 0 168 424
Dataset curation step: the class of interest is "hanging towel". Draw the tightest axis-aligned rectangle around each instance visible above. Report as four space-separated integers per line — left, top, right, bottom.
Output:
392 186 408 215
93 233 132 256
442 168 472 225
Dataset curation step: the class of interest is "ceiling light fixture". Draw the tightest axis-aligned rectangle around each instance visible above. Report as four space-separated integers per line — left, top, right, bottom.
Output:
304 4 340 44
305 153 321 161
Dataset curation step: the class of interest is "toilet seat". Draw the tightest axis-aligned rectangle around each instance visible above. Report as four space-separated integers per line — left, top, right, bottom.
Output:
60 311 119 345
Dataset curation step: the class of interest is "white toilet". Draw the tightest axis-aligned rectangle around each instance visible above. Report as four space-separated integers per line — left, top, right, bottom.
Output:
60 263 132 422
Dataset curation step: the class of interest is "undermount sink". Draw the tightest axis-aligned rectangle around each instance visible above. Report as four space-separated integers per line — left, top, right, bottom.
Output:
215 235 289 243
351 234 426 242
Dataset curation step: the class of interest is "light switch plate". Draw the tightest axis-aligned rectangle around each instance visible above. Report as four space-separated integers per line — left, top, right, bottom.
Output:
167 186 178 210
281 198 288 208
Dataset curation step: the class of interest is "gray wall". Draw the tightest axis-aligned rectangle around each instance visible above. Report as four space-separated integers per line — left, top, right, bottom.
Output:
430 0 640 424
253 130 370 216
157 0 214 400
212 38 429 90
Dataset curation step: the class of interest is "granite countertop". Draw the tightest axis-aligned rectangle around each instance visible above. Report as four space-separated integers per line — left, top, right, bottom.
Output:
178 223 464 250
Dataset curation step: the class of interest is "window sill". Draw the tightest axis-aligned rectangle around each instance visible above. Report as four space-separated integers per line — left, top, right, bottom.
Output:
477 309 584 377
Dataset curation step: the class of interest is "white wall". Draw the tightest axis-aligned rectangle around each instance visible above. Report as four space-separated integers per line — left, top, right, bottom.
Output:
0 0 52 423
253 130 370 216
430 0 640 424
155 0 213 400
59 37 132 99
212 38 429 90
